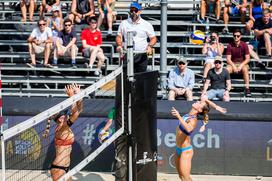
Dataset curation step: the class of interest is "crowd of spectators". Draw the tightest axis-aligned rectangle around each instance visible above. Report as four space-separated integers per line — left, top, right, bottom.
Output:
166 1 272 101
13 0 272 99
24 0 115 77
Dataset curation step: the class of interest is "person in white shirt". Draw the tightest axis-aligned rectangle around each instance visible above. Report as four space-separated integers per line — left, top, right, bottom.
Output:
27 18 53 68
116 2 157 73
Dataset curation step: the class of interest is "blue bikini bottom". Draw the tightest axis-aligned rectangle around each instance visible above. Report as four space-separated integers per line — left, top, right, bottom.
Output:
175 145 193 156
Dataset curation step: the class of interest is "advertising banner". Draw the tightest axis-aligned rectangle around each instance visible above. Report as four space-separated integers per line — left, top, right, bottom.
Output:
157 119 272 176
1 116 272 176
1 116 115 172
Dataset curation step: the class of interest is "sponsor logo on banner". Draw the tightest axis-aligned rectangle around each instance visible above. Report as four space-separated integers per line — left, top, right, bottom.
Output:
9 128 41 161
82 123 96 146
157 128 220 149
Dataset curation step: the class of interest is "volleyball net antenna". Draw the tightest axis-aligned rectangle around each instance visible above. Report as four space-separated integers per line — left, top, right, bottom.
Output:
0 66 125 181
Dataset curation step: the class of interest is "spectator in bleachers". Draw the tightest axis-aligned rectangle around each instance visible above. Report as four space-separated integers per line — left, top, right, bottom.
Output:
226 29 251 97
81 16 105 76
116 2 157 73
201 56 231 102
223 0 247 34
27 18 53 68
53 18 78 68
47 5 63 45
245 0 267 34
69 0 95 24
247 39 267 69
40 0 62 18
202 31 224 82
253 8 272 57
97 0 117 35
20 0 37 22
168 57 195 101
199 0 221 24
269 1 272 11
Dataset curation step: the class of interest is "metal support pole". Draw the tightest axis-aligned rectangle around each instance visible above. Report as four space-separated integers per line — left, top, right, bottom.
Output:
127 31 134 81
127 31 134 181
1 127 5 181
160 0 168 96
0 66 5 181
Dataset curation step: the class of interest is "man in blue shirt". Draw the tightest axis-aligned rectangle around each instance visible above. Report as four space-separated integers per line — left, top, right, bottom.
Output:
53 18 78 68
253 8 272 57
168 57 195 101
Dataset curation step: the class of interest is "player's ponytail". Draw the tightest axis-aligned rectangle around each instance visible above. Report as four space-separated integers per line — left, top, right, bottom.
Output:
43 118 52 138
199 105 210 132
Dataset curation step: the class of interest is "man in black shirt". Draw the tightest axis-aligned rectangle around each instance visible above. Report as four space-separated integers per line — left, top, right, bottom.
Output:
253 8 272 57
201 56 232 101
53 18 78 68
69 0 95 24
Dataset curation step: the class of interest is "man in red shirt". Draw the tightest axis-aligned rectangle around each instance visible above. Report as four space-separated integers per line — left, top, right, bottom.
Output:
226 29 251 97
81 16 105 76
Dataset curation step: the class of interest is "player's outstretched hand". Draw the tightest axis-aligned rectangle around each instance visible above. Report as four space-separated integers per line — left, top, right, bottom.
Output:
216 106 227 114
72 83 81 94
65 84 74 97
171 107 181 118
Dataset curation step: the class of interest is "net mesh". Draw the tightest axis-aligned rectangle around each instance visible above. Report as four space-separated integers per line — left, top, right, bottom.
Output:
0 67 124 181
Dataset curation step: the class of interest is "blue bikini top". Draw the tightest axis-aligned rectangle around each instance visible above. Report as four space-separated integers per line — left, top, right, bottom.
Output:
178 114 196 136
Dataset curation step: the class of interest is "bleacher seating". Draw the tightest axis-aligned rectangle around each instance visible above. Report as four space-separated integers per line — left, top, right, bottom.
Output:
0 0 272 101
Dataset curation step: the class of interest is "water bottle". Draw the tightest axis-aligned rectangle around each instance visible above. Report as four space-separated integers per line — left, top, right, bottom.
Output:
205 18 210 35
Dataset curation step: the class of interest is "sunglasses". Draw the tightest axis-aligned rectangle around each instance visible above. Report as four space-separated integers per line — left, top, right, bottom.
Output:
233 35 241 38
178 61 185 65
130 8 139 13
90 21 97 24
214 61 222 64
64 24 72 27
39 23 46 26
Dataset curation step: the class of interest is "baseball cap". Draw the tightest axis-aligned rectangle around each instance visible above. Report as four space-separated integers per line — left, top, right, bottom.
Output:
52 5 60 12
214 56 223 62
176 56 187 65
130 2 142 10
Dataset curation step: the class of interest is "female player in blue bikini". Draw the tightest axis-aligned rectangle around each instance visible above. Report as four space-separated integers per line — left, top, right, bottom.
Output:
171 99 227 181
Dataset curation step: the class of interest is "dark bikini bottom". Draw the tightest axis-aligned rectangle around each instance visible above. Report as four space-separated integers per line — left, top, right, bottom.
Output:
50 164 69 173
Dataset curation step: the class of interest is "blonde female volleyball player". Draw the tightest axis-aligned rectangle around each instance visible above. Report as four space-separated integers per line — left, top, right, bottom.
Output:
171 100 226 181
43 83 83 181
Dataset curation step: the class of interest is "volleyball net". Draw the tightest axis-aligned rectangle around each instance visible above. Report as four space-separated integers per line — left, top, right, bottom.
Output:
0 66 124 181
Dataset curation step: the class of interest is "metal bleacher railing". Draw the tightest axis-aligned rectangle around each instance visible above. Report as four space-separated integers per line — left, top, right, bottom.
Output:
0 0 272 101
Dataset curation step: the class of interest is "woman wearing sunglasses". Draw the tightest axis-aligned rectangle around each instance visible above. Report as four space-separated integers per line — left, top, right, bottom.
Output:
201 56 231 101
202 31 224 82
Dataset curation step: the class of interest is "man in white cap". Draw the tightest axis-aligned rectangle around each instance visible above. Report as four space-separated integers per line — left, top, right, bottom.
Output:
201 56 231 101
168 57 195 101
116 2 157 73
